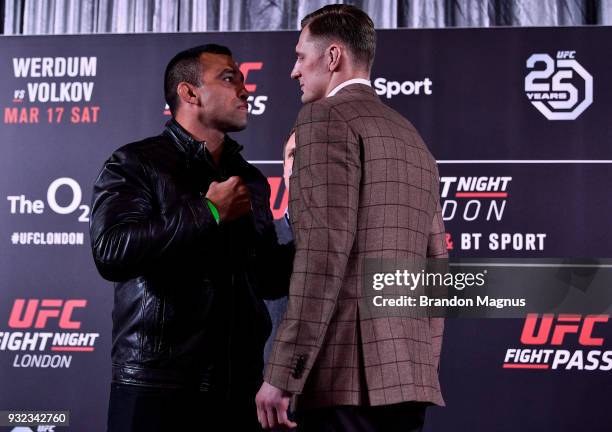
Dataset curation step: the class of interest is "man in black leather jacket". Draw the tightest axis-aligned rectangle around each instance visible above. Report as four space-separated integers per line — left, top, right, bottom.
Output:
90 44 292 431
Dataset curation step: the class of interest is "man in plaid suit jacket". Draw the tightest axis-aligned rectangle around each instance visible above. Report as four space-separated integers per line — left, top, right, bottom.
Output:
256 5 447 431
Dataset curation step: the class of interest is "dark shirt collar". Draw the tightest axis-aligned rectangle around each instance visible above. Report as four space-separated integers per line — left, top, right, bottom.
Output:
163 118 243 167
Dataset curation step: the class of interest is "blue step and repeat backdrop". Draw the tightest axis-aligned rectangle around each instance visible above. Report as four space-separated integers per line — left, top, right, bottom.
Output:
1 27 611 431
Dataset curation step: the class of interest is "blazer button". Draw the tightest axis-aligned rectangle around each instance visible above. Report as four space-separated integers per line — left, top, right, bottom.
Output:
292 355 307 379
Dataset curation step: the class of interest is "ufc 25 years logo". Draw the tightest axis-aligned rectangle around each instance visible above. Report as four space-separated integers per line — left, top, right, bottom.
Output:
524 51 593 120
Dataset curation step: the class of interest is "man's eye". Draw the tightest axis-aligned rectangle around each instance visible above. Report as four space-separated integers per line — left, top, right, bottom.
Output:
223 76 233 82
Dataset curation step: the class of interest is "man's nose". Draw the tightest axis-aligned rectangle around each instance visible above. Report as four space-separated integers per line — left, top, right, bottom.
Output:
290 64 300 80
238 83 249 100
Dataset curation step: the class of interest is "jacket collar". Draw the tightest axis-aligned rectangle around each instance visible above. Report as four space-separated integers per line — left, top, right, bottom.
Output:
327 78 372 98
163 118 243 167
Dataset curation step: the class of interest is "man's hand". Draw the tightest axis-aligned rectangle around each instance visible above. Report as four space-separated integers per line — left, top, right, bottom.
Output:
255 381 297 429
205 176 251 222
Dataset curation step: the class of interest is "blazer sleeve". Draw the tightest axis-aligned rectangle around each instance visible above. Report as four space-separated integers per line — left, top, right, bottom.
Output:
427 201 447 258
264 102 361 394
426 172 448 372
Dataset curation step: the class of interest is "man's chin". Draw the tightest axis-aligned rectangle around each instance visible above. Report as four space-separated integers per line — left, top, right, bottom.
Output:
301 91 323 104
225 121 247 132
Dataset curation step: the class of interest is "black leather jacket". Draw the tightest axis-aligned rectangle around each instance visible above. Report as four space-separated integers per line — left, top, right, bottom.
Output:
90 119 292 399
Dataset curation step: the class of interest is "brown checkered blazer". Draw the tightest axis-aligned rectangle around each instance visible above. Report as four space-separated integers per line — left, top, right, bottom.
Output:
264 84 447 410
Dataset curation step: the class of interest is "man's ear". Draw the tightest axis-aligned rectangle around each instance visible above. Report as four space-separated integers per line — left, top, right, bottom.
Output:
176 82 199 107
328 44 342 72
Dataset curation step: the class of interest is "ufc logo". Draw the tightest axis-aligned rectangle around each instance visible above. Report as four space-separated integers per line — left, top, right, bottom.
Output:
239 62 263 92
524 52 593 120
556 50 576 59
521 314 608 346
8 299 87 329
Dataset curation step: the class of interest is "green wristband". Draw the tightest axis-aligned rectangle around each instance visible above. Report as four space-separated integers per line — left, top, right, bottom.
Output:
205 199 220 224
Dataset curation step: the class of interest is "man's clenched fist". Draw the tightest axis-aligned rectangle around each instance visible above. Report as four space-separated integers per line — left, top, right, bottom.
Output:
205 176 251 222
